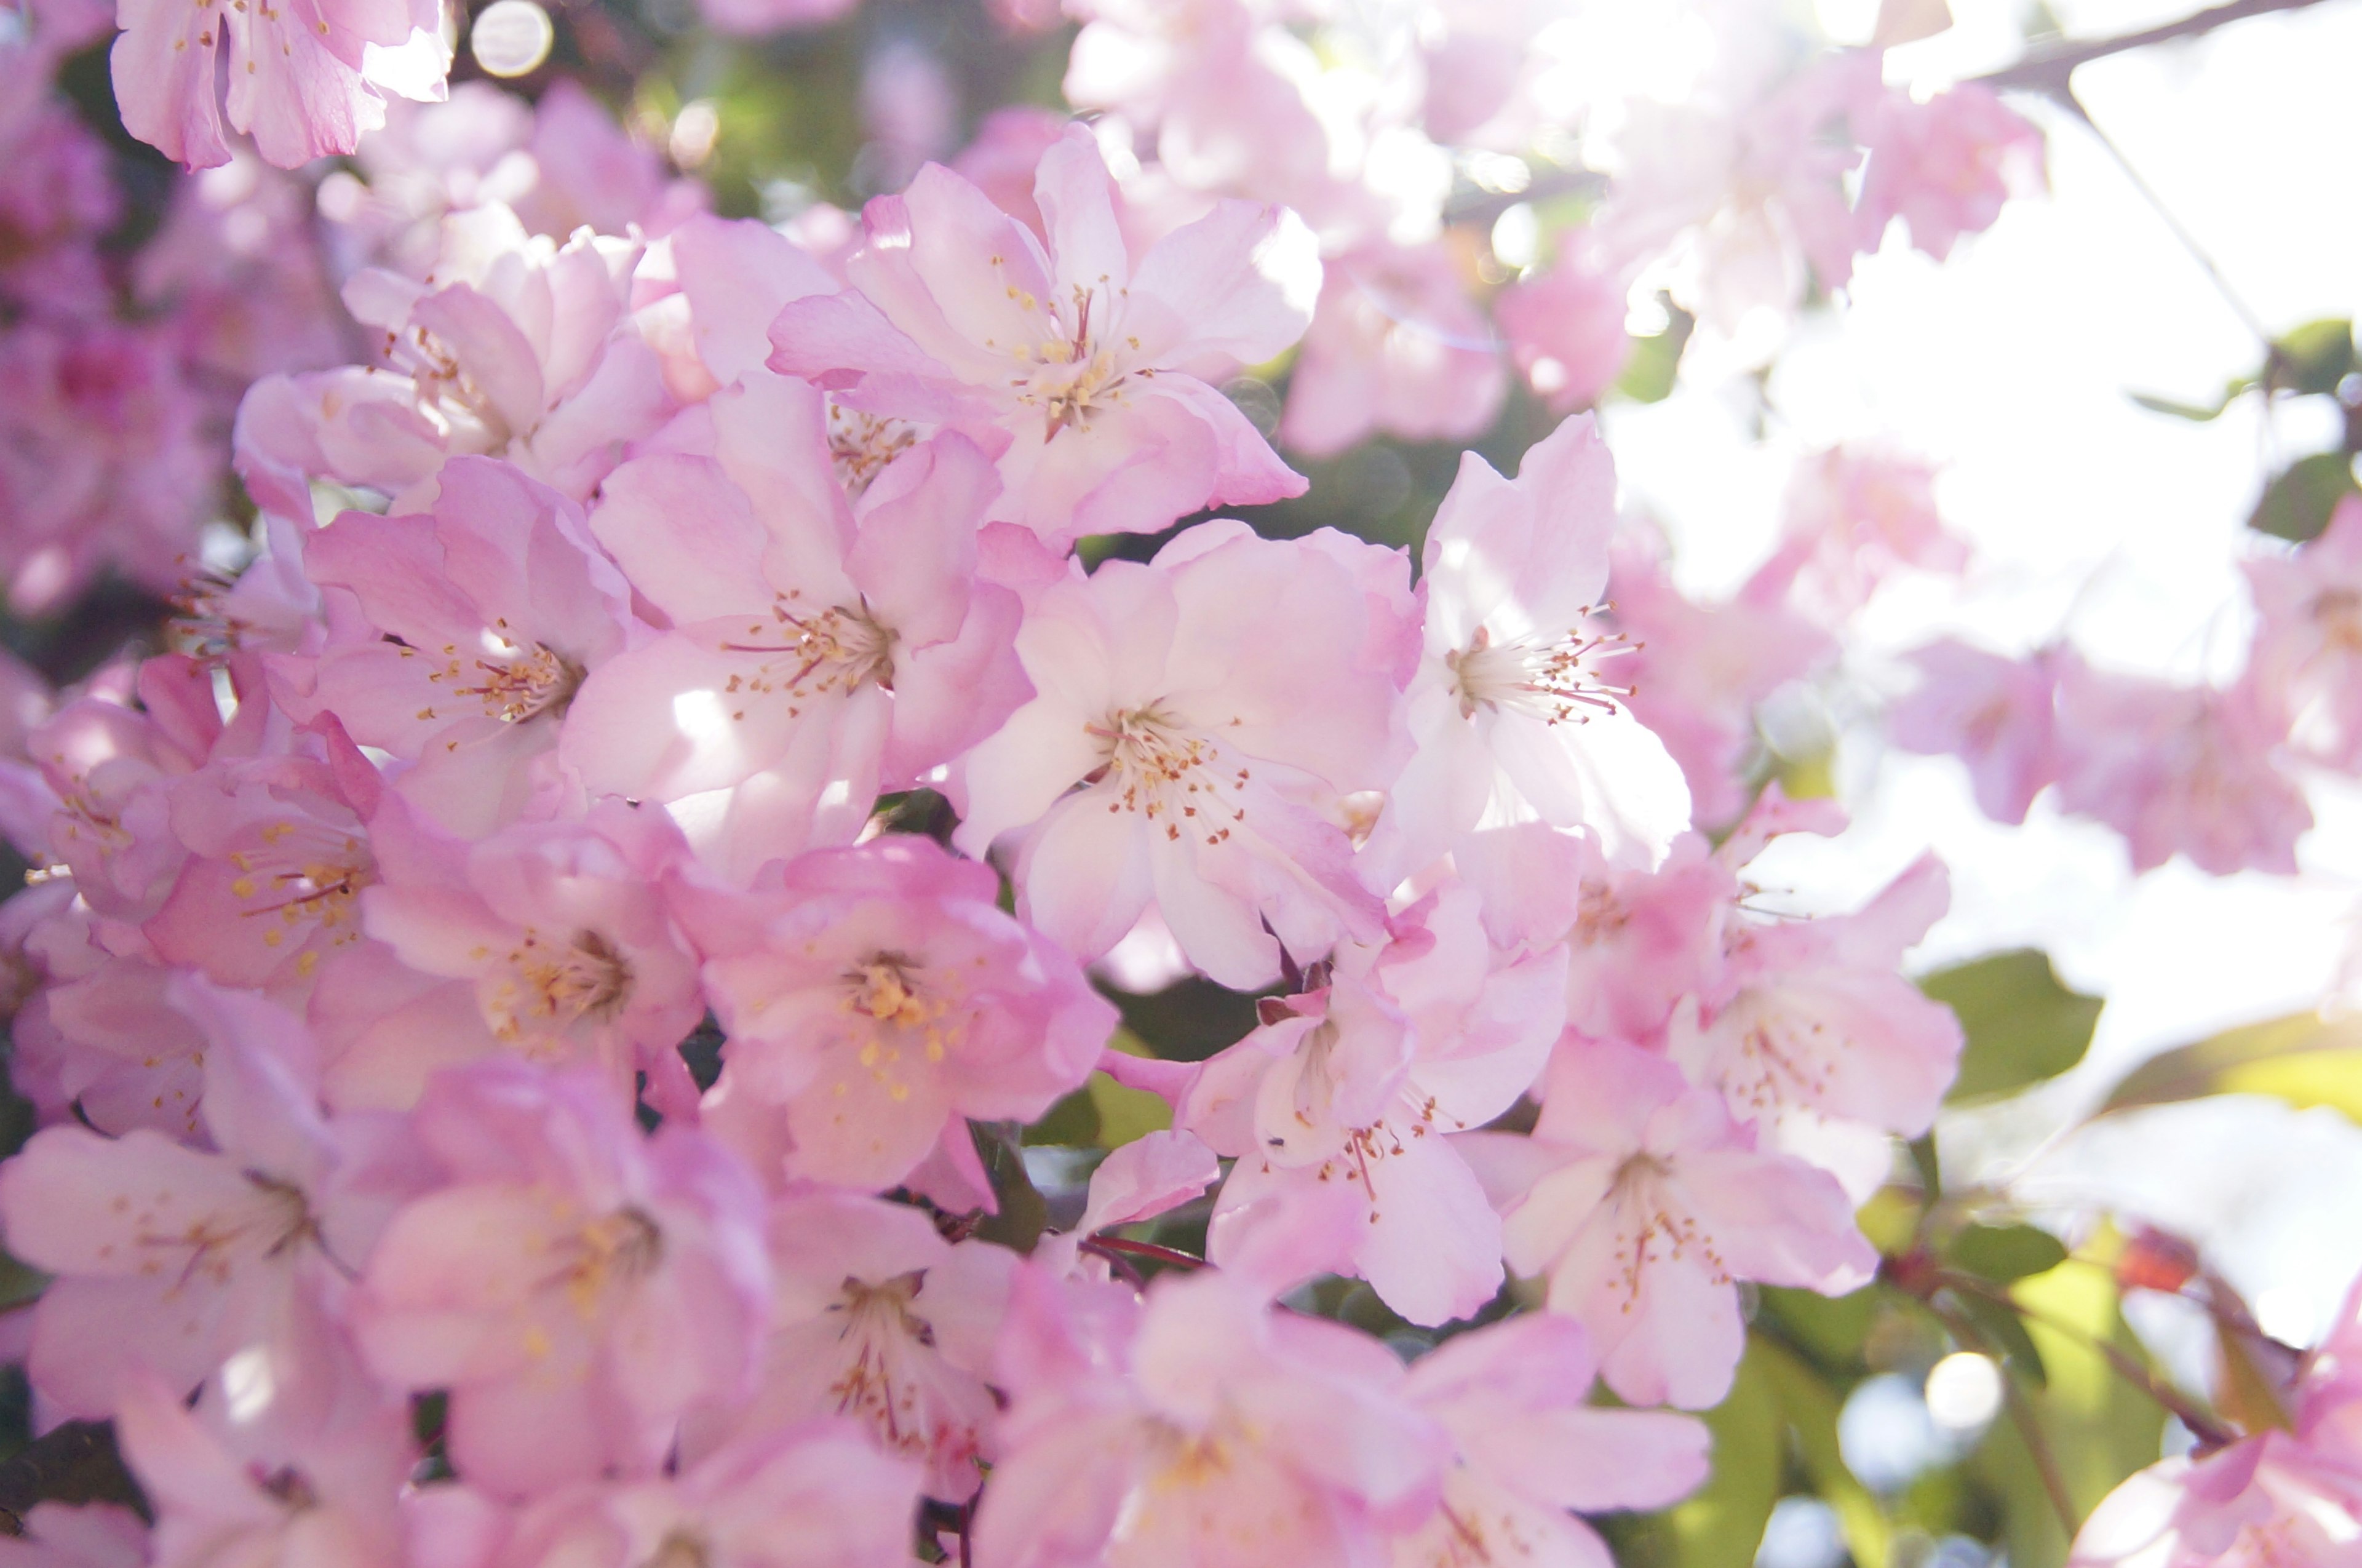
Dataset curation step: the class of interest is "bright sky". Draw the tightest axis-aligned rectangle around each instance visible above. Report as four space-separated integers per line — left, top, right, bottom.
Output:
1601 0 2362 1349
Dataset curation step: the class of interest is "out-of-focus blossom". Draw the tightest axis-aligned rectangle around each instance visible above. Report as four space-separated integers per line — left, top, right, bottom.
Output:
1856 82 2045 263
1279 241 1505 457
349 1060 769 1498
2054 658 2312 875
2245 495 2362 769
1493 250 1634 416
1768 446 1968 618
1889 639 2062 826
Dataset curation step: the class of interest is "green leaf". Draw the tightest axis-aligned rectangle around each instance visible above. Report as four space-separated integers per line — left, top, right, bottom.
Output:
2249 452 2360 543
2128 389 2234 422
1665 1339 1783 1568
2270 318 2356 397
1947 1224 2069 1284
1922 950 2103 1104
1613 307 1694 405
1951 1287 2048 1390
2096 1010 2362 1124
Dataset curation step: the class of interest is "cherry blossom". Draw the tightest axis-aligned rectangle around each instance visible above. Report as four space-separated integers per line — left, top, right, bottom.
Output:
348 1060 769 1498
953 520 1415 988
1467 1039 1876 1409
768 125 1320 546
677 834 1113 1191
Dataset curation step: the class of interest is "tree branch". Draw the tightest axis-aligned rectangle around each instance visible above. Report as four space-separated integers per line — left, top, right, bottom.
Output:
1978 0 2340 97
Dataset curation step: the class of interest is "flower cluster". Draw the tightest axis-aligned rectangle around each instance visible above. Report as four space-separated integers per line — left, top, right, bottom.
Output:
0 113 1993 1567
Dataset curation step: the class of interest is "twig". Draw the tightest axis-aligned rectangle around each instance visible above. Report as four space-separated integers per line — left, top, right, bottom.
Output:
1943 1271 2240 1449
1080 1236 1206 1272
1977 0 2339 97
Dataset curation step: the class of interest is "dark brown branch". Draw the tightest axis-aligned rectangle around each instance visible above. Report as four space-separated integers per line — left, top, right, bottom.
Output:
1978 0 2339 97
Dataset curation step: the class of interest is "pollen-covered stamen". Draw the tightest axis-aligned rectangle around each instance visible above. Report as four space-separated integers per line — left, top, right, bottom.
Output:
167 567 253 665
228 821 375 969
1083 707 1250 846
825 404 921 496
448 640 584 723
550 1205 666 1315
379 320 515 448
125 1169 317 1289
1603 1152 1724 1310
485 927 635 1040
717 594 897 719
1445 616 1637 726
826 1270 939 1447
832 954 961 1104
987 264 1154 432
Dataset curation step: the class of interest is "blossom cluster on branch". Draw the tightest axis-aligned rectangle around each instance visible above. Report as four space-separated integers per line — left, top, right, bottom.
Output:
0 0 2353 1564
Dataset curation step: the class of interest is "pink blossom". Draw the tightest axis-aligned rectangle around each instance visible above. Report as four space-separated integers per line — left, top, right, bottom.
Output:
0 979 419 1422
2245 495 2362 769
562 390 1024 880
241 206 672 510
25 655 263 924
1857 82 2045 263
348 1060 769 1499
1668 853 1962 1199
1466 1039 1876 1409
115 1363 413 1568
1183 882 1567 1326
1593 52 1879 340
633 218 837 403
1390 1311 1711 1568
1493 252 1634 416
1771 447 1968 618
0 319 215 615
676 834 1113 1192
682 1190 1012 1500
951 108 1074 239
351 798 705 1104
495 1423 923 1568
2072 1271 2362 1567
976 1265 1449 1568
2053 659 2311 875
1889 640 2062 826
952 521 1415 989
1371 414 1690 886
143 728 383 999
0 1503 148 1568
1279 242 1506 458
1608 539 1840 832
108 0 445 170
276 457 638 838
768 125 1320 546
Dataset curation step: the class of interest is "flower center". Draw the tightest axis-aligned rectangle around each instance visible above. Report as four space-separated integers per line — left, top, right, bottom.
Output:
834 954 958 1102
229 822 375 974
493 928 635 1039
555 1206 664 1315
1445 622 1634 725
825 404 921 496
717 595 896 719
2312 586 2362 653
987 269 1147 431
1084 707 1249 846
451 640 584 723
